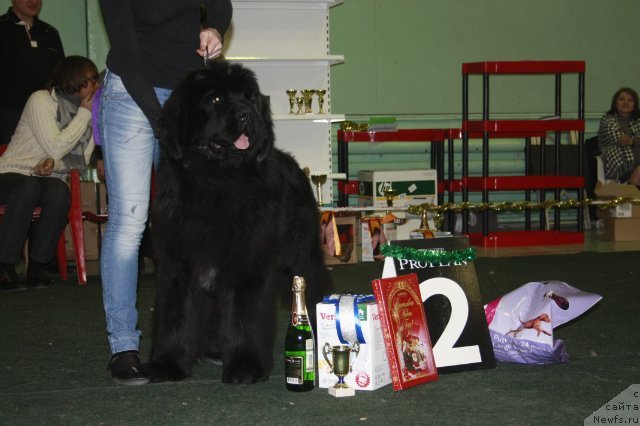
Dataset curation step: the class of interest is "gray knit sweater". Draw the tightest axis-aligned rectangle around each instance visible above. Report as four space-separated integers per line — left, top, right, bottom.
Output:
0 89 94 180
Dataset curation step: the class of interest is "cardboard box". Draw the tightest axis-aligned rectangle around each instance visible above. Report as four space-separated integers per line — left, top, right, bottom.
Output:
65 222 103 261
65 182 107 261
594 181 640 219
317 297 391 391
599 218 640 241
596 202 640 219
358 169 438 239
360 216 398 262
323 214 358 265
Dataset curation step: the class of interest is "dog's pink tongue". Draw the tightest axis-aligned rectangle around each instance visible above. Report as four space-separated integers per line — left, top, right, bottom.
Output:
234 134 250 150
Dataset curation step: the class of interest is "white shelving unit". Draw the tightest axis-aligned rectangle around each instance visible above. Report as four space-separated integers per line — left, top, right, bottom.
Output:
225 0 345 203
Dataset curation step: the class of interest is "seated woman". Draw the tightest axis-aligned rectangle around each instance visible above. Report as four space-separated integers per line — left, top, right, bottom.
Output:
0 56 98 291
598 87 640 186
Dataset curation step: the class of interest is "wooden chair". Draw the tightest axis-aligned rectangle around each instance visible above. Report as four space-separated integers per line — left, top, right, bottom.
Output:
0 144 87 285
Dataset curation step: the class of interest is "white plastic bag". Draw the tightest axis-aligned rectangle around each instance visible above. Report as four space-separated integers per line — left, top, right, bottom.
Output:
484 281 602 364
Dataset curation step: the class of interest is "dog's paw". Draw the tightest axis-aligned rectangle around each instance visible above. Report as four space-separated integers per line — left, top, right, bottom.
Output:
144 360 189 383
221 361 269 384
201 351 223 366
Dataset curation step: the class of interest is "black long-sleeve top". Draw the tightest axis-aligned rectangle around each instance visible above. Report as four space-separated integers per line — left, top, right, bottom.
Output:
99 0 232 131
0 7 65 110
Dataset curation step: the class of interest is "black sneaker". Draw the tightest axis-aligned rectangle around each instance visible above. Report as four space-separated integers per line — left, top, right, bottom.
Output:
108 350 149 386
0 263 26 292
26 261 54 289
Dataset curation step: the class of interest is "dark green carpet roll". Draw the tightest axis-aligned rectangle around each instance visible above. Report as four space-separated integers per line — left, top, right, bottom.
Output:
0 251 638 425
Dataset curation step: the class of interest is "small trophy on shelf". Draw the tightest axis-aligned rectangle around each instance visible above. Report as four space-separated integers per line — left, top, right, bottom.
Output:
295 96 304 115
383 188 397 211
432 210 444 232
285 89 297 114
315 89 327 114
413 208 434 238
301 89 316 114
381 188 405 230
418 203 443 232
322 342 360 397
310 173 327 206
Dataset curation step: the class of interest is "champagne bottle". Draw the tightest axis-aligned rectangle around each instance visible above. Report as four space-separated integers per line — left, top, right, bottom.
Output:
284 276 315 392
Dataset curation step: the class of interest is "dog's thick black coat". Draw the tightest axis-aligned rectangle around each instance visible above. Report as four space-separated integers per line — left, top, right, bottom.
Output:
146 61 332 384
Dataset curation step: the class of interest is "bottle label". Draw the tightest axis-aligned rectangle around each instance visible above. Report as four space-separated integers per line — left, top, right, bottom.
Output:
305 339 314 375
285 354 304 384
291 313 309 327
285 341 315 384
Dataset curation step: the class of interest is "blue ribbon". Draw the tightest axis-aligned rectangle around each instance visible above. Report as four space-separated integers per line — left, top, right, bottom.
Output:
323 294 375 344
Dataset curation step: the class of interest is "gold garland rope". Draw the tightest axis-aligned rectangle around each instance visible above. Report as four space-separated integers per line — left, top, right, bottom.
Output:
407 196 640 216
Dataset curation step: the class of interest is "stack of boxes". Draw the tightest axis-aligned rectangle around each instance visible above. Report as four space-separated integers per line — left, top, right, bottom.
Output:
595 182 640 241
65 181 107 261
357 169 438 250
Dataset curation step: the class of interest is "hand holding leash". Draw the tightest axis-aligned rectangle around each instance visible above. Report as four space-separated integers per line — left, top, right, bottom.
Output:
198 28 223 64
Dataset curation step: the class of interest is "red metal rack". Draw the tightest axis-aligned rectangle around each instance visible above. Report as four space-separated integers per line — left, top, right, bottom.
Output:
461 60 586 248
336 128 449 207
462 60 586 75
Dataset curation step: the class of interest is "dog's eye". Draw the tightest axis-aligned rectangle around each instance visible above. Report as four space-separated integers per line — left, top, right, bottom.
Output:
211 96 223 105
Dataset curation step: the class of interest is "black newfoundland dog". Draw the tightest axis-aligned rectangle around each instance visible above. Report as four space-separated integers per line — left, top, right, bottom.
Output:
146 61 333 384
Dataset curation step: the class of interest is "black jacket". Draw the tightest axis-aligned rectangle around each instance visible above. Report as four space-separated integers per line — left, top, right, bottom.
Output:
99 0 232 131
0 7 65 110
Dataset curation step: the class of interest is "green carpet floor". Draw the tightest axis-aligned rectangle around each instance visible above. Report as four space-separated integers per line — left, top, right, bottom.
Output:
0 251 638 425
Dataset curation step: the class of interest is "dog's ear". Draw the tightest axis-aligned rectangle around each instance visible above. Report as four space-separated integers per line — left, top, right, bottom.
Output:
255 93 275 163
157 86 192 163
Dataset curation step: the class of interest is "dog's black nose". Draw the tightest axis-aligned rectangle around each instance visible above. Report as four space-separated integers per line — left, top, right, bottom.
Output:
238 112 249 131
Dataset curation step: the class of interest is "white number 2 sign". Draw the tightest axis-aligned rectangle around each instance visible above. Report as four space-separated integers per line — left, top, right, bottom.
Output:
420 277 482 368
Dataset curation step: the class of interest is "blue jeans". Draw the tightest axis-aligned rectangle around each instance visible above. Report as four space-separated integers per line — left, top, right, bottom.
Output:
99 70 171 354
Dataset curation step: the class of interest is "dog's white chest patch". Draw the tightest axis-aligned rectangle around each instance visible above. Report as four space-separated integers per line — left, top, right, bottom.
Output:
198 267 218 290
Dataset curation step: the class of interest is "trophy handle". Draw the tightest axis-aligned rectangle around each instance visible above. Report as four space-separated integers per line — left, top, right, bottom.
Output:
322 342 333 370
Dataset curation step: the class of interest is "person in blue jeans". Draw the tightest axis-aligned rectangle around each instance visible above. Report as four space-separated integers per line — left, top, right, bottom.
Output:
98 0 232 386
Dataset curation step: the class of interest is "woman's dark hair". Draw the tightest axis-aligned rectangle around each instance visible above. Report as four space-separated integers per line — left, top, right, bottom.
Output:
607 87 640 119
49 56 98 95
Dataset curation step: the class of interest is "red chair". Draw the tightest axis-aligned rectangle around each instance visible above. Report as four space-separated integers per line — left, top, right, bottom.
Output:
0 144 87 285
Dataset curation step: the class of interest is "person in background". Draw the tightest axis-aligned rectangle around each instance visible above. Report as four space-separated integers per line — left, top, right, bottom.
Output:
0 56 97 291
98 0 232 386
598 87 640 186
0 0 65 146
